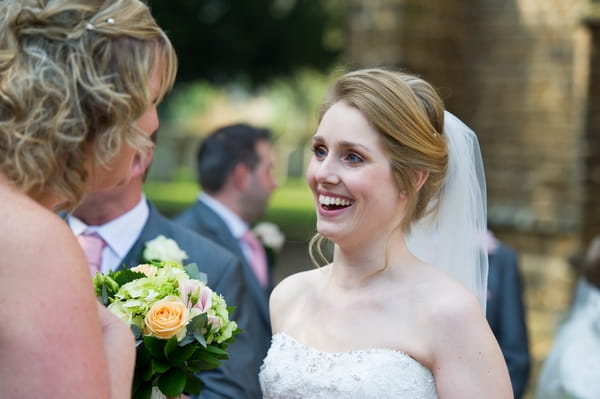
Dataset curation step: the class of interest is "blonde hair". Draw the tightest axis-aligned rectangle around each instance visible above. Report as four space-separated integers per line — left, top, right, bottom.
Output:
0 0 177 209
310 68 448 267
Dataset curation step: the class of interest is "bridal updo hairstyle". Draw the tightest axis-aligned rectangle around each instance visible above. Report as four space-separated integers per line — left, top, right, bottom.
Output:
319 68 448 232
0 0 177 209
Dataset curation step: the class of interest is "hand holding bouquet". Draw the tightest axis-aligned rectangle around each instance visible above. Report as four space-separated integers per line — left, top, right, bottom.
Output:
94 259 239 399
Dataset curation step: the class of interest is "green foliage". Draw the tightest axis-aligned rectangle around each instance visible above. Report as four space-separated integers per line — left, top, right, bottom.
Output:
184 263 207 284
147 0 343 85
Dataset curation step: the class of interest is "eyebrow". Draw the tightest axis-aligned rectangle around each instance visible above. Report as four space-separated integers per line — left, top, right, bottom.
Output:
312 135 371 153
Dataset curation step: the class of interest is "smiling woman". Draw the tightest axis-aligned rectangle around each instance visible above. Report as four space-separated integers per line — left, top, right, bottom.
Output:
259 68 513 399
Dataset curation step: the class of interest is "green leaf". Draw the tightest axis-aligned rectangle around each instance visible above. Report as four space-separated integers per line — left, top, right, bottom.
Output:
197 357 222 370
184 263 207 283
131 325 142 344
194 329 207 347
132 383 152 399
143 336 167 360
178 334 195 346
188 314 208 347
184 373 203 395
167 344 198 366
203 344 229 356
112 268 146 286
151 358 171 374
187 356 222 371
163 336 179 357
101 284 109 306
135 346 154 381
157 368 186 397
190 313 208 329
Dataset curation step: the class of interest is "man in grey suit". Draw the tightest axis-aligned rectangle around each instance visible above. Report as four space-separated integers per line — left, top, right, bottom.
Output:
486 231 531 399
68 147 261 399
174 123 277 379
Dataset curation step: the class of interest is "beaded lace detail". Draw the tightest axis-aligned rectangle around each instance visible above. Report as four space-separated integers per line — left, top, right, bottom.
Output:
259 333 438 399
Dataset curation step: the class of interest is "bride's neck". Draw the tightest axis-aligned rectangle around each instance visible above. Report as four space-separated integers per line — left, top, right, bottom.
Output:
330 234 410 289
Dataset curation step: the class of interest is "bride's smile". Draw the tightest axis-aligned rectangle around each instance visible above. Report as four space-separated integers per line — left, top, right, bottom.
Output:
306 101 406 246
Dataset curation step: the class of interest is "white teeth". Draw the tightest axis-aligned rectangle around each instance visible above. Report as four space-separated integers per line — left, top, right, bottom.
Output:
319 195 353 207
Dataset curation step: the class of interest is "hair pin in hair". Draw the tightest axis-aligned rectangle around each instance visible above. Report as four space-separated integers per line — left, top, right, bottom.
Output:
85 22 95 30
107 18 115 24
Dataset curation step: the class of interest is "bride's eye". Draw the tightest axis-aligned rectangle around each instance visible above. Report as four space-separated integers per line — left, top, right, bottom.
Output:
344 152 363 164
312 144 327 159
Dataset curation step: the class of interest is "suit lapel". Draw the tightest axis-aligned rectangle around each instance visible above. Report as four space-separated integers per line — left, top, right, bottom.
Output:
195 202 271 321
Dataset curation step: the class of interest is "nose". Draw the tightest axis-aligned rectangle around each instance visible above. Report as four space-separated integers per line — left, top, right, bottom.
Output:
313 156 340 185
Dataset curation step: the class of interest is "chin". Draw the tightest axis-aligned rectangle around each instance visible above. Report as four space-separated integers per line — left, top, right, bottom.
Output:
316 223 344 243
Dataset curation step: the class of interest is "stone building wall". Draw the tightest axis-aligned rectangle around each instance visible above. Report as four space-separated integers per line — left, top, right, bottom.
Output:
583 7 600 246
345 0 593 257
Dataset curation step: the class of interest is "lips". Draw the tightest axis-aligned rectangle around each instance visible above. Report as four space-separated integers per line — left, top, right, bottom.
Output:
318 194 354 210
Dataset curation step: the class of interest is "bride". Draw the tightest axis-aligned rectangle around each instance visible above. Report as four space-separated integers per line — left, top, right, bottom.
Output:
259 68 513 398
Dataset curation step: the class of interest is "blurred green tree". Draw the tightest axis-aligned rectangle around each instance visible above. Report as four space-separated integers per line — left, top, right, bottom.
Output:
147 0 344 85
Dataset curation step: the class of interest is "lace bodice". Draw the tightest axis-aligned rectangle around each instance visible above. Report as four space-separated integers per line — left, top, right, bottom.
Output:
259 333 439 399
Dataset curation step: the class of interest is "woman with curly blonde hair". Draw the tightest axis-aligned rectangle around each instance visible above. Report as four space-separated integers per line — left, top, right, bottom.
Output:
0 0 176 397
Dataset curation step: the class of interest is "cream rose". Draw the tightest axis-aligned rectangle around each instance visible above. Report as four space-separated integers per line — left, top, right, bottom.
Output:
144 296 189 340
130 263 158 277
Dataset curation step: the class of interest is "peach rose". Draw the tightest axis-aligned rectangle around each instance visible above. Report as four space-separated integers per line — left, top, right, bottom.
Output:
131 263 158 277
144 296 189 340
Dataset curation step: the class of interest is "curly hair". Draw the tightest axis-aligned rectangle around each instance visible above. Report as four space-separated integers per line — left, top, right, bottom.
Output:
0 0 177 209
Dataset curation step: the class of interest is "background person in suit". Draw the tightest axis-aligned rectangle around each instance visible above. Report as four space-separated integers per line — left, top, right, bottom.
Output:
68 146 261 399
174 123 278 377
486 230 531 399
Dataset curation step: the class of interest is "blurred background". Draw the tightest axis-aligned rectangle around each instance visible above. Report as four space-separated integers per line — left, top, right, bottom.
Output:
143 1 600 397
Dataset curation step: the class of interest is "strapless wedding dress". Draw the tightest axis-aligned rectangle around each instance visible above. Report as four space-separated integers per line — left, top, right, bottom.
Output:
259 333 439 399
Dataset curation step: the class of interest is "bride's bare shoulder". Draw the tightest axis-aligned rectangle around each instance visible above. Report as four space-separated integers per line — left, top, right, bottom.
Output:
271 267 323 300
269 267 327 329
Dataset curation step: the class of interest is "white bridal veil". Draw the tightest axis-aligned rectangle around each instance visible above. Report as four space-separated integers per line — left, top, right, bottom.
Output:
406 111 489 312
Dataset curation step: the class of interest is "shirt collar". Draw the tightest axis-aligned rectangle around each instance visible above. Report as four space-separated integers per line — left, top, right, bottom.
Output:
68 194 149 261
199 192 248 239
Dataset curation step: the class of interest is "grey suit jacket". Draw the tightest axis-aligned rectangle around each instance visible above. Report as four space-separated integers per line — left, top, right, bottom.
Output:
174 200 272 378
121 202 261 399
486 243 531 399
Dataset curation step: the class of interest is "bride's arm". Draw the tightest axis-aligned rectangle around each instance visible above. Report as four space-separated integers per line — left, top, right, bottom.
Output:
428 288 513 399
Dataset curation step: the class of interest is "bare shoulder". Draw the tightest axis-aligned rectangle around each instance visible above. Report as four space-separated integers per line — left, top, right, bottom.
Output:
413 269 512 397
413 265 484 328
269 267 324 332
1 198 83 276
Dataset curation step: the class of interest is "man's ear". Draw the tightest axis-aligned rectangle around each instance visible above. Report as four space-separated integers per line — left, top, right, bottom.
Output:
131 147 155 179
231 163 251 190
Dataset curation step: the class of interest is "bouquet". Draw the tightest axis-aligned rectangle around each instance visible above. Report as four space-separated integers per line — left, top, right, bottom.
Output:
94 257 239 399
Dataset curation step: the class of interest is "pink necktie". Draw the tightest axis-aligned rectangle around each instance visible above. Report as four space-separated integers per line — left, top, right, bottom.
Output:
241 230 269 288
77 233 106 276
